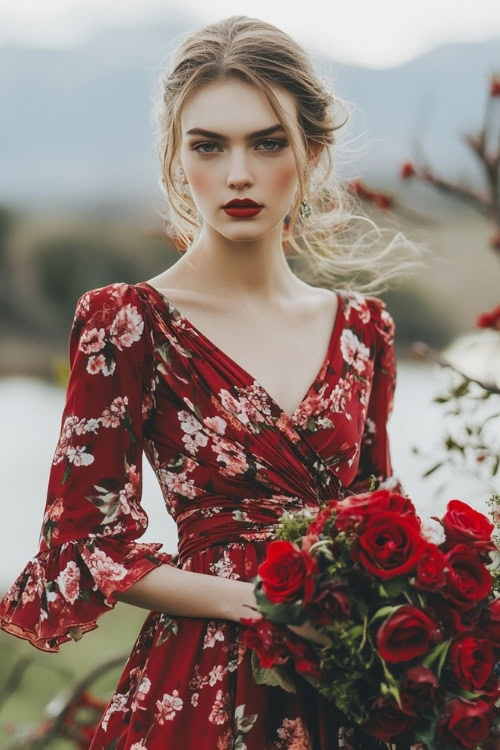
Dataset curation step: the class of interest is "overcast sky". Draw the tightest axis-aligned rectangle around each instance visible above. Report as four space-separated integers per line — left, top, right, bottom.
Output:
1 0 499 68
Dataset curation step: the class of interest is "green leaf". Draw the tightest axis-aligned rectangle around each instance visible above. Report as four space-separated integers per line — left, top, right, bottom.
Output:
383 578 406 598
250 650 297 694
459 690 481 700
369 605 402 625
62 460 72 485
422 462 443 477
254 583 305 624
414 720 437 748
422 640 451 679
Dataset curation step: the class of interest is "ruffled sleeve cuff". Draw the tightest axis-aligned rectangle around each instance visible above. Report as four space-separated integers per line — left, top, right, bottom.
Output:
0 537 178 652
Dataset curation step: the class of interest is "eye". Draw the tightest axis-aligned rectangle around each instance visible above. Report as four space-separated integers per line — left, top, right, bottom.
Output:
256 139 288 151
192 142 221 154
191 138 288 155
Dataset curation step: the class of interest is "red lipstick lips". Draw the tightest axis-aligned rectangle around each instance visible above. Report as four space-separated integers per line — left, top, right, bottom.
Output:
223 198 263 218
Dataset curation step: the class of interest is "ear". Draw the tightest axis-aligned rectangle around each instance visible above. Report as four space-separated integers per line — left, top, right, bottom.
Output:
308 141 322 168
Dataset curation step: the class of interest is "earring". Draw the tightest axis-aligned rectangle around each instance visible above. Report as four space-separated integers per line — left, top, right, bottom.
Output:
177 168 196 217
300 196 312 219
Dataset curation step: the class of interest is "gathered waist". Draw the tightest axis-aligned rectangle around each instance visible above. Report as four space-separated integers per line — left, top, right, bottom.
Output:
175 494 316 565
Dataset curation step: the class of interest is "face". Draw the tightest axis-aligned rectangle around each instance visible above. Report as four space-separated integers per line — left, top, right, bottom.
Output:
178 78 304 241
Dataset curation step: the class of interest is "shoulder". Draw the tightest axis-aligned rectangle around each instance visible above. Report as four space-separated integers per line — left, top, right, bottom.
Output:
73 282 145 327
341 290 395 355
69 282 151 369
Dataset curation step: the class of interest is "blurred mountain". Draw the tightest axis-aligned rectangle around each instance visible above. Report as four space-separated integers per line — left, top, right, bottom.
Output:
0 24 498 214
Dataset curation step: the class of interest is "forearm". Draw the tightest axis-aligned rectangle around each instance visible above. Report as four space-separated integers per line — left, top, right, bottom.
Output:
112 563 259 622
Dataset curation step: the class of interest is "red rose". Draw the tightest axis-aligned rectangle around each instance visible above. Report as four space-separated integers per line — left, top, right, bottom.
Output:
400 666 443 716
355 511 426 579
426 599 467 639
286 635 322 677
438 698 492 749
240 617 290 669
445 545 492 611
335 490 416 533
377 605 436 663
479 674 500 706
450 632 495 690
479 598 500 645
305 579 351 625
442 500 495 555
307 506 335 536
362 696 415 742
414 543 446 590
258 540 318 604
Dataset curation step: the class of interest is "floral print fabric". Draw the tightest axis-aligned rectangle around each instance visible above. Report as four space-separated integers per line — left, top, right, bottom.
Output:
0 280 408 748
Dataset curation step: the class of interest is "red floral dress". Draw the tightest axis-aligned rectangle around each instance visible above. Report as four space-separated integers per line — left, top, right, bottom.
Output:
0 280 413 750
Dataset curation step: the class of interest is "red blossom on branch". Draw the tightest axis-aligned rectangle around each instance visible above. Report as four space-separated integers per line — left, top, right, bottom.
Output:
476 305 500 330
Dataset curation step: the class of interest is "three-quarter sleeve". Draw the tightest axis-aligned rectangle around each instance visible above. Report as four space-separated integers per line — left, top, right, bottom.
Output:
0 282 176 652
346 295 405 496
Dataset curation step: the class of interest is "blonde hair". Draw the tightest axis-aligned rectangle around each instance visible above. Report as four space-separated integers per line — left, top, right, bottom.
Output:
151 15 426 294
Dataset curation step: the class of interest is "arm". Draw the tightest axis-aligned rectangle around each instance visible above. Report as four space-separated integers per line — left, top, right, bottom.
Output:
346 296 405 496
0 284 179 651
113 565 259 622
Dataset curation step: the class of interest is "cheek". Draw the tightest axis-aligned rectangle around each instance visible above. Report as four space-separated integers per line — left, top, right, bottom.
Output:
188 168 214 194
269 160 297 192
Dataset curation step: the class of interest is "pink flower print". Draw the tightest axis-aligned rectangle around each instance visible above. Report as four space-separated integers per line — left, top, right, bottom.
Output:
178 410 209 456
203 621 225 649
100 396 128 428
217 728 234 750
209 549 240 580
66 445 94 466
82 548 128 591
21 560 46 605
219 388 244 414
275 411 300 440
109 303 144 350
157 468 201 501
75 291 91 319
344 292 371 324
276 717 313 749
208 664 227 686
47 497 65 521
203 415 228 435
154 689 183 724
191 692 199 707
86 353 116 376
56 560 81 604
79 326 106 355
52 415 79 464
209 689 231 725
131 676 151 711
142 391 155 420
211 435 249 477
101 692 128 732
188 664 209 691
340 329 370 374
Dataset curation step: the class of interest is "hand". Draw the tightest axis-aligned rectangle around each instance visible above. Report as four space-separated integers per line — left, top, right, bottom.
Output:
287 621 332 647
234 582 263 624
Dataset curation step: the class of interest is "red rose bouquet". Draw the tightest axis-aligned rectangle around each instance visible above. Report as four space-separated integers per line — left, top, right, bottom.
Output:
242 491 500 749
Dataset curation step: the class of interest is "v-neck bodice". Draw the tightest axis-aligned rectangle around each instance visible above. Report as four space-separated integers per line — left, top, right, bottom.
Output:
0 278 404 748
136 280 344 423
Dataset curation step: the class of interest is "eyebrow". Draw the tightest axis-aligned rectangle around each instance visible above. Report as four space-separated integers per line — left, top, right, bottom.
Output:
185 124 286 140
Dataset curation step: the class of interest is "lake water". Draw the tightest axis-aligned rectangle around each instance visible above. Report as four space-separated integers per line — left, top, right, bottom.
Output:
1 362 498 590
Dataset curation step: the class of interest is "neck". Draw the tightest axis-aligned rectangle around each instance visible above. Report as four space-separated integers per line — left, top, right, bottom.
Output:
180 223 301 303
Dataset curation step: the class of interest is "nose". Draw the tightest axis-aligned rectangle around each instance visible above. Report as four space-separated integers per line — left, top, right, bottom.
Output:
226 151 253 190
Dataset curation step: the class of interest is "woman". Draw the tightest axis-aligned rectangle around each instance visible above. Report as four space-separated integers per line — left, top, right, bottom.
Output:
0 15 424 749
